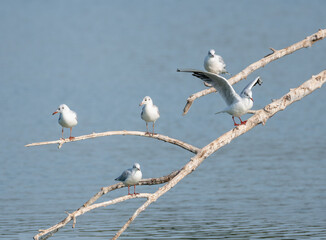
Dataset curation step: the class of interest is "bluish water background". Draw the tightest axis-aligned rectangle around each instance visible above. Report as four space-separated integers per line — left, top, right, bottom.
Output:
0 1 326 239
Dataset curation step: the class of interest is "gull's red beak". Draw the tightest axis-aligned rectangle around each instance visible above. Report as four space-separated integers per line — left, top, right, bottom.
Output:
52 111 58 115
139 103 143 106
250 98 254 102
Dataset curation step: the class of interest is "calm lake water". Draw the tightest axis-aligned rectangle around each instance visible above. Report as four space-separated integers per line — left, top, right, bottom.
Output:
1 1 326 239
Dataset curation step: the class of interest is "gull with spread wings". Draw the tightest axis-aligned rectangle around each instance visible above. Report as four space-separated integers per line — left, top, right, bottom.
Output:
177 69 262 126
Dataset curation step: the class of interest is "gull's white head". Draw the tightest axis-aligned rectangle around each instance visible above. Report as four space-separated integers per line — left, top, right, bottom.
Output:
139 96 153 106
133 163 141 171
242 89 253 102
208 49 216 57
52 104 70 115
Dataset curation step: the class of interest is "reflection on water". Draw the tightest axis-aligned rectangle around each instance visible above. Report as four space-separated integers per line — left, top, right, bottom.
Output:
1 0 326 239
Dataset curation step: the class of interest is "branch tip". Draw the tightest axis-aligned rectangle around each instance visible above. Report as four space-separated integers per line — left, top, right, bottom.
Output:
269 47 277 52
72 216 77 228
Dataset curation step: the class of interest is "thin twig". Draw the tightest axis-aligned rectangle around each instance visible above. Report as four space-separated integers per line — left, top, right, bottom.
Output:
76 193 153 216
182 29 326 115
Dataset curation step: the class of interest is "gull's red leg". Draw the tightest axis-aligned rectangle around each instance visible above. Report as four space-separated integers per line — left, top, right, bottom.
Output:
232 116 239 126
134 185 140 195
145 122 149 135
60 128 65 140
128 185 131 195
239 117 247 125
69 128 75 140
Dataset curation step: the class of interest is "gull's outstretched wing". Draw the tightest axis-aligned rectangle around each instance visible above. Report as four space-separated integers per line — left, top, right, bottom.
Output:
177 68 240 105
241 76 262 95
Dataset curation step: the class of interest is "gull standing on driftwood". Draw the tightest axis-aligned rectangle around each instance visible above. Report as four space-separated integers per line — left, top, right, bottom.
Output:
115 163 142 195
204 49 229 75
177 69 262 126
139 96 160 135
52 104 78 140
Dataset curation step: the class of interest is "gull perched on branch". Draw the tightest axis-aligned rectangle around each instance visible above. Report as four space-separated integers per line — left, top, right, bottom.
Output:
139 96 160 135
204 49 229 75
177 69 262 126
52 104 78 140
115 163 142 195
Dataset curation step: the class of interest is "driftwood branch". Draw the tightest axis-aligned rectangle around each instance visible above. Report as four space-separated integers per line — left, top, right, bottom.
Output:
36 71 323 240
182 28 326 115
31 30 326 240
25 131 200 153
112 70 326 239
34 71 326 240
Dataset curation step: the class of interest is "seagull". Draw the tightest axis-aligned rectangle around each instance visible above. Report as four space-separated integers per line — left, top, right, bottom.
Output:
204 49 229 75
52 104 78 140
115 163 142 195
139 96 160 135
177 69 262 126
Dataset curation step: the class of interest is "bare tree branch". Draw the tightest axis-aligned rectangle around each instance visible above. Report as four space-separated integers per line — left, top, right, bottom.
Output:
182 29 326 115
112 70 326 239
31 30 326 240
25 131 200 153
34 70 326 240
33 72 326 240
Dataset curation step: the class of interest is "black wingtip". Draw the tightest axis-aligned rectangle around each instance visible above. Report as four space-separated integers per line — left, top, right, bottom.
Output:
177 69 181 72
254 77 263 87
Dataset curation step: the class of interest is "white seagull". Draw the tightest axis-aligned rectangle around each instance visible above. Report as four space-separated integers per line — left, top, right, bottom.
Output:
177 69 262 126
115 163 142 195
52 104 78 140
139 96 160 135
204 49 229 75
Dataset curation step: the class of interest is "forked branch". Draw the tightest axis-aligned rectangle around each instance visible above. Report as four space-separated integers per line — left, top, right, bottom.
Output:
182 29 326 115
33 171 180 240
